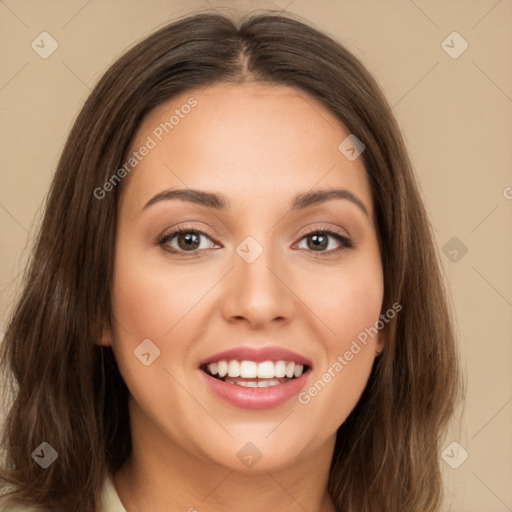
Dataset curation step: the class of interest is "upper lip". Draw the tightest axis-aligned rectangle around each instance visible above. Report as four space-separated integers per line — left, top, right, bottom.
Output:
199 346 313 367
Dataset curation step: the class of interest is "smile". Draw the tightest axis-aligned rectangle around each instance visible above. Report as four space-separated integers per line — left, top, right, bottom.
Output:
198 346 312 409
202 359 308 387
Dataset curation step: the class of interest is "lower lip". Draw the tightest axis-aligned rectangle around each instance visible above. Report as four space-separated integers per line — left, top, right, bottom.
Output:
199 370 310 410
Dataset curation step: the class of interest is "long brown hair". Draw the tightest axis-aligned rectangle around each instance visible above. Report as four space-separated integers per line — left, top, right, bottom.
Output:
0 10 462 512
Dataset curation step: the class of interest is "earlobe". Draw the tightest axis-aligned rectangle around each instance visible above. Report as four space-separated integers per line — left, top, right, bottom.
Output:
374 333 386 357
96 329 113 347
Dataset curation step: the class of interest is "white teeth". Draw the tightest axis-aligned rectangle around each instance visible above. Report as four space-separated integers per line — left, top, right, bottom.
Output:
257 361 275 378
217 360 228 377
258 378 280 387
240 360 258 378
225 378 281 387
275 360 287 378
227 360 240 378
205 359 306 379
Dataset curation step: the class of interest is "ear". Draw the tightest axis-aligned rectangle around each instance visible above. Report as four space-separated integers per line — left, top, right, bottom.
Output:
95 323 113 347
374 331 386 356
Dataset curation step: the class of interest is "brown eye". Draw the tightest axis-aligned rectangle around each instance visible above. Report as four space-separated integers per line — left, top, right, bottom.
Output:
305 233 329 251
295 229 353 254
158 228 219 254
175 232 201 251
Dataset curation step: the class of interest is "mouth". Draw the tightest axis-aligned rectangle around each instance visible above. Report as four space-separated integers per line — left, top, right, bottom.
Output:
200 359 312 388
198 346 313 409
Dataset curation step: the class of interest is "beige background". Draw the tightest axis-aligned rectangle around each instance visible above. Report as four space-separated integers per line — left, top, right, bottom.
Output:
1 1 511 510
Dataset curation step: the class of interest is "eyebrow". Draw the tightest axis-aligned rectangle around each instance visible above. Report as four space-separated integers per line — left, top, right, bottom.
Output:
142 187 369 217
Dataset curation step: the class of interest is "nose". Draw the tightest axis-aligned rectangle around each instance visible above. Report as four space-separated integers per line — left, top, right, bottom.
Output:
220 240 296 329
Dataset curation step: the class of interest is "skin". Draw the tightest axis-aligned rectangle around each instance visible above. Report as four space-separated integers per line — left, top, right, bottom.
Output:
103 82 385 512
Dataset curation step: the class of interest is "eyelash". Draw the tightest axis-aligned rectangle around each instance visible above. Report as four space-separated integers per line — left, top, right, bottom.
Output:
157 223 354 256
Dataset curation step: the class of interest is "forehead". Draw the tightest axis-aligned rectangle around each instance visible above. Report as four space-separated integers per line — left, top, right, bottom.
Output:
124 82 373 216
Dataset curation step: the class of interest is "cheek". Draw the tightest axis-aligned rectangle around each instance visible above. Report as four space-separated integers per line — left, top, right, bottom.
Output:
110 249 211 343
299 256 384 351
108 250 203 414
294 255 383 425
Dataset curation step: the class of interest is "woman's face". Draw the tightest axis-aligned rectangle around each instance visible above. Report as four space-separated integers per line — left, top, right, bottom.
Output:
108 82 384 471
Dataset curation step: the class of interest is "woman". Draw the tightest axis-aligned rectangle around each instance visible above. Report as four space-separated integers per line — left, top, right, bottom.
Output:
0 10 462 512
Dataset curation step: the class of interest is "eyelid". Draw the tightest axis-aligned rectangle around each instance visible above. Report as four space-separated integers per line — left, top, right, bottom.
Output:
298 223 349 239
157 222 218 241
